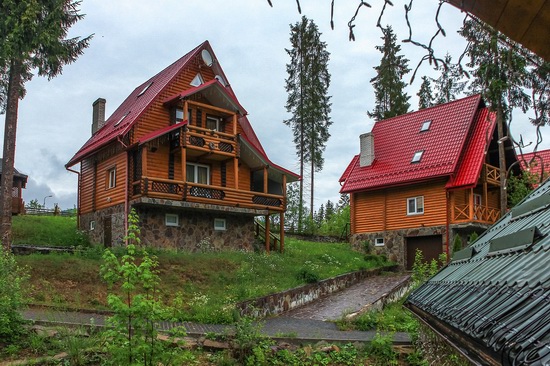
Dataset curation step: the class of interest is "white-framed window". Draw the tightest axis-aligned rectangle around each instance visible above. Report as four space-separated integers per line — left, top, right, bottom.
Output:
186 163 210 184
107 167 116 189
89 220 96 231
407 196 424 215
214 218 226 231
375 237 385 246
411 150 424 163
420 120 432 132
206 116 220 131
190 73 204 87
165 213 179 227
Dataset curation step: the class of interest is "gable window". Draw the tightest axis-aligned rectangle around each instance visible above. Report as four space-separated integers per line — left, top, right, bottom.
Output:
190 73 204 87
175 108 184 124
214 218 226 231
206 116 220 131
375 237 385 246
420 120 432 132
186 163 209 184
411 150 424 163
165 213 179 227
407 196 424 215
107 167 116 189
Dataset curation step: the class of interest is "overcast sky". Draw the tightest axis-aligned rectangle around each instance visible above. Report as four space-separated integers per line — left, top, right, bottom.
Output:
3 0 548 210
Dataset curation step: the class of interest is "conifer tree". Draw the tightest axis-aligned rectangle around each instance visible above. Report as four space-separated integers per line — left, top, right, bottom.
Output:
460 19 530 214
433 54 466 105
368 26 410 121
0 0 92 250
284 16 332 231
417 76 435 110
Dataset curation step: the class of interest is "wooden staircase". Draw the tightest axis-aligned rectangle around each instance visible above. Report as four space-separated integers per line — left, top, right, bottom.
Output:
254 219 282 253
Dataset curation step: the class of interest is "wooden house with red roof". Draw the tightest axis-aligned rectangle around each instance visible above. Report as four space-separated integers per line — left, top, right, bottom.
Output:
339 95 519 269
0 158 28 215
519 149 550 182
66 41 298 250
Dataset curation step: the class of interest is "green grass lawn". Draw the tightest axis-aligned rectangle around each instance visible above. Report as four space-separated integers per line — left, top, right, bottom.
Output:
16 238 393 323
12 215 89 247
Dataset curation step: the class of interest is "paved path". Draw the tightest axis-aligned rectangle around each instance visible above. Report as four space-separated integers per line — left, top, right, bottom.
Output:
22 273 412 344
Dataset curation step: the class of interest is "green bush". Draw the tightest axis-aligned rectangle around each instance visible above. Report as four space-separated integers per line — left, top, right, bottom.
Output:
295 268 320 283
0 250 28 343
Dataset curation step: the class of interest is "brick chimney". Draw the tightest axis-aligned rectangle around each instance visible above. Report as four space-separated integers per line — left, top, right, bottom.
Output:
359 132 375 167
91 98 106 135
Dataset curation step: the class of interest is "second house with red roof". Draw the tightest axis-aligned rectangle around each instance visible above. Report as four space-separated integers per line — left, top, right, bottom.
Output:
340 95 519 269
66 41 298 251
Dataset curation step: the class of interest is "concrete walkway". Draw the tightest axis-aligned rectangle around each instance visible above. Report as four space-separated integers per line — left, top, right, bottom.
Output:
22 273 412 344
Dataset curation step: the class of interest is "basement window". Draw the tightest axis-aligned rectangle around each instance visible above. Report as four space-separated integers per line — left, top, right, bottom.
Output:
411 151 424 163
165 213 179 227
375 237 385 246
214 218 226 231
89 220 96 231
420 120 432 132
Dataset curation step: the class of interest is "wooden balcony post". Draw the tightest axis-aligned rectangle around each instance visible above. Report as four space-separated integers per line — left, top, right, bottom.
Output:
279 211 285 253
450 190 455 222
265 214 270 254
468 188 474 220
234 157 239 189
181 145 187 183
282 174 287 210
142 146 148 177
183 100 189 122
233 114 237 136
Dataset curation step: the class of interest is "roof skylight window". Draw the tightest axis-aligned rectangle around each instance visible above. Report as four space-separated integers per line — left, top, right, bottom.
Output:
137 81 153 97
114 111 130 127
411 150 424 163
190 73 204 87
420 120 432 132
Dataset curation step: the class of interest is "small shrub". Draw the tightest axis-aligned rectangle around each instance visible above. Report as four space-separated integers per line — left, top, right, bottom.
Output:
296 268 320 283
452 234 463 254
367 332 398 366
0 250 28 343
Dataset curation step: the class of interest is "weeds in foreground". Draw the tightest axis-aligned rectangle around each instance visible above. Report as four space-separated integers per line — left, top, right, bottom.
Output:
0 250 28 344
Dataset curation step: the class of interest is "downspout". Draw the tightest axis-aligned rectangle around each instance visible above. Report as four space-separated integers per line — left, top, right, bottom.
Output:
65 166 81 229
118 136 129 245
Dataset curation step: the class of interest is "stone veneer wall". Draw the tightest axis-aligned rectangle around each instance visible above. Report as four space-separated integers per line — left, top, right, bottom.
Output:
136 206 255 251
349 225 447 268
237 265 398 318
79 204 126 246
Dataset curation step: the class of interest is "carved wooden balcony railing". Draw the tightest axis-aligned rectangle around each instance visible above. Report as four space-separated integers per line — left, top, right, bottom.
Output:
182 125 238 158
484 164 501 186
131 177 284 212
452 203 500 224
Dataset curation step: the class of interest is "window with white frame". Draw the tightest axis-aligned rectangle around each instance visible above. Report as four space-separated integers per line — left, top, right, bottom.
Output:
375 237 385 246
107 167 116 189
186 163 210 184
407 196 424 215
206 116 220 131
165 213 179 227
89 220 96 231
190 73 204 87
214 218 226 231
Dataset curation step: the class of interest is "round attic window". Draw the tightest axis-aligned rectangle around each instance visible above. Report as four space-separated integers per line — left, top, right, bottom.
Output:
201 49 213 67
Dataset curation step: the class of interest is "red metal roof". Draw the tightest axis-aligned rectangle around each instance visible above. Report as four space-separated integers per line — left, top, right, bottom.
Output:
66 41 297 179
138 121 187 145
519 149 550 178
340 95 492 193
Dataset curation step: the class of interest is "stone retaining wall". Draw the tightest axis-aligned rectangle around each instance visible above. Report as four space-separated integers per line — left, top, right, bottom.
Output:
237 265 398 318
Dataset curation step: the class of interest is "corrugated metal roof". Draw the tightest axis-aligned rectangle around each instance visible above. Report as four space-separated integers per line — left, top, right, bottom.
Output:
340 95 492 193
407 178 550 365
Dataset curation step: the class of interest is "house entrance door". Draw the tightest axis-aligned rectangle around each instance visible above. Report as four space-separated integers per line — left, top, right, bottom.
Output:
406 235 443 270
103 217 112 247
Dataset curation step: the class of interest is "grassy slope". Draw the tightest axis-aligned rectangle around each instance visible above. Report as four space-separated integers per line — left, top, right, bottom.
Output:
16 238 392 323
12 215 89 247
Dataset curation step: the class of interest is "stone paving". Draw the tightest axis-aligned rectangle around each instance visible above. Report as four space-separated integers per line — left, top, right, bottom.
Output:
22 273 412 344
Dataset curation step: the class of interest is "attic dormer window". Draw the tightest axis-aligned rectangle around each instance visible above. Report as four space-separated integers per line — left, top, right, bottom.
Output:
190 73 204 87
137 81 153 97
114 111 130 127
420 120 432 132
412 150 424 163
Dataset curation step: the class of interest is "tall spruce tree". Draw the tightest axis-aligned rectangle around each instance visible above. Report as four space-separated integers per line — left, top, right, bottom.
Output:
368 26 410 121
433 54 466 105
0 0 92 250
284 16 332 231
460 19 530 215
417 76 435 109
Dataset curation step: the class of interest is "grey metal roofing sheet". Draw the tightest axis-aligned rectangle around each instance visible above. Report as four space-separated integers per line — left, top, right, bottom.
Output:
407 178 550 365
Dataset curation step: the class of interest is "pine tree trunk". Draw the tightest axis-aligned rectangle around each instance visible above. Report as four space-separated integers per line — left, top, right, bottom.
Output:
1 59 22 252
496 100 507 216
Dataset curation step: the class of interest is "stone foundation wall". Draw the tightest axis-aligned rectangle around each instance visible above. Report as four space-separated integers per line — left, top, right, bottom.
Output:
237 265 398 318
350 225 447 268
136 206 255 251
79 204 126 246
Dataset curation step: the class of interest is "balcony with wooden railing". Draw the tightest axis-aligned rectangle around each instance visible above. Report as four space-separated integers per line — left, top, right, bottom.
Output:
451 203 500 224
483 163 501 186
182 125 239 160
131 176 285 212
